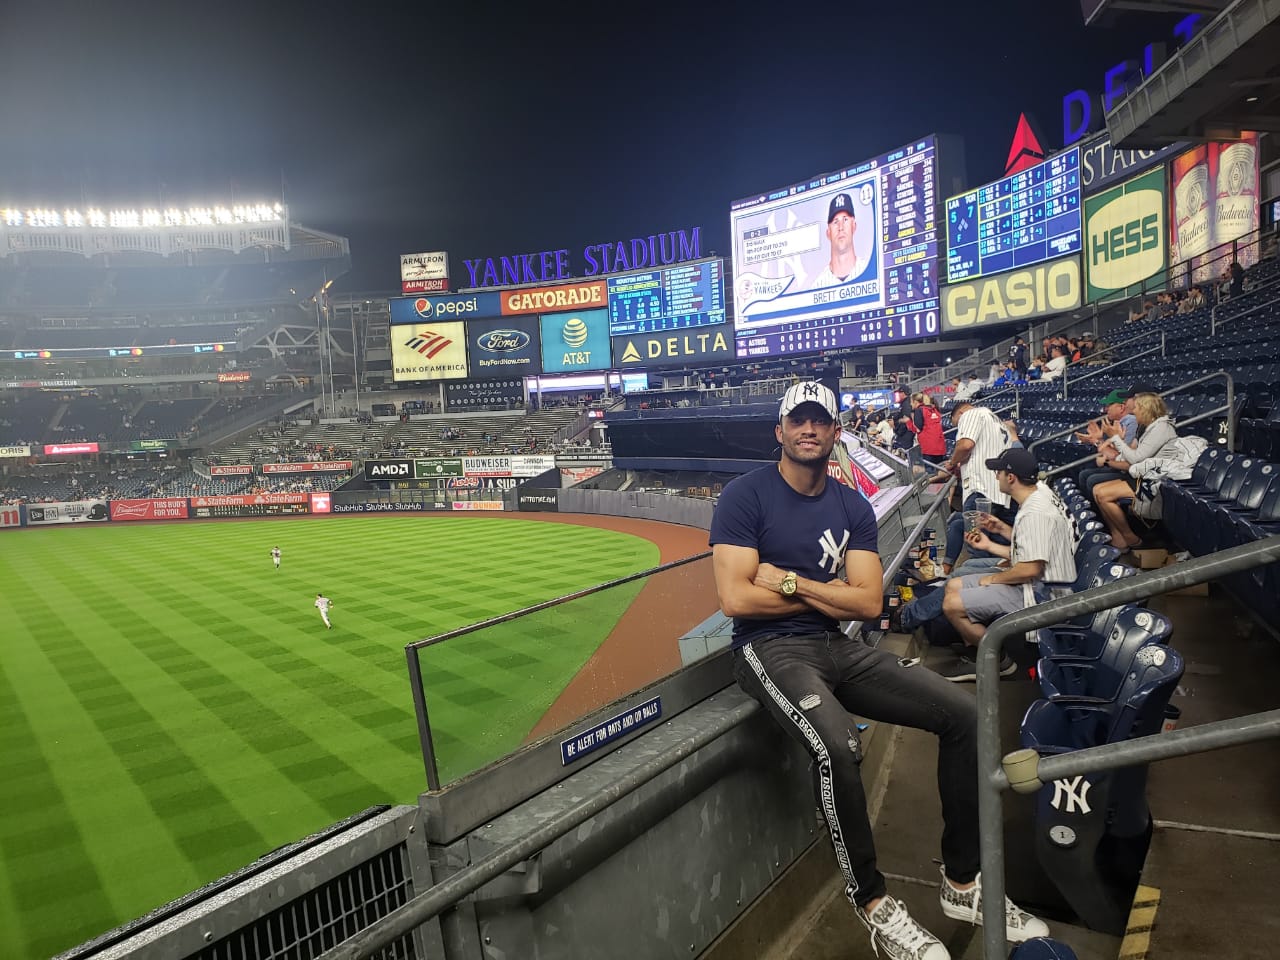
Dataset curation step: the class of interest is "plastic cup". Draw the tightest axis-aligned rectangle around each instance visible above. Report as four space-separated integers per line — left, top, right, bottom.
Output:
964 510 982 533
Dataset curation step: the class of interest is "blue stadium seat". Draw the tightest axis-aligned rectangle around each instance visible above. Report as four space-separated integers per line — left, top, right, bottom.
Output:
1020 645 1184 934
1033 606 1170 661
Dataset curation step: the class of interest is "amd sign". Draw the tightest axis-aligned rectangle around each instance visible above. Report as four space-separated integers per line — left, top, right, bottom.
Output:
363 459 413 481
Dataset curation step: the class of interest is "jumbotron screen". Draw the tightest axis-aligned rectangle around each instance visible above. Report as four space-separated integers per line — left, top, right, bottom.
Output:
606 259 725 336
945 147 1081 283
729 136 940 358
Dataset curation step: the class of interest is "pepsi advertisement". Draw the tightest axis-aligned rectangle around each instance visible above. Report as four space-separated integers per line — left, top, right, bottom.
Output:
465 315 542 377
389 291 503 324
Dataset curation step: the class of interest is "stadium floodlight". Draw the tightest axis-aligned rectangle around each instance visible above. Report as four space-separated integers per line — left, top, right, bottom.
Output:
0 202 285 228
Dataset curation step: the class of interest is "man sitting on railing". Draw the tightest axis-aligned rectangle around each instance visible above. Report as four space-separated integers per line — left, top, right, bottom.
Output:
710 381 1048 959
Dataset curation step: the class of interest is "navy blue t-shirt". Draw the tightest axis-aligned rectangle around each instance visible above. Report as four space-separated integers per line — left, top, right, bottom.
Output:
708 465 879 646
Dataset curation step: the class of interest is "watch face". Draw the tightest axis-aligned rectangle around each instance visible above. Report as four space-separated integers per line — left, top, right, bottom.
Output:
781 574 797 596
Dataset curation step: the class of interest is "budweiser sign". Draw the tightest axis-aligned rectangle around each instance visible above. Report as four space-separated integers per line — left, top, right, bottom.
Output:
260 460 354 474
110 498 190 521
217 371 252 383
191 493 310 508
209 464 254 476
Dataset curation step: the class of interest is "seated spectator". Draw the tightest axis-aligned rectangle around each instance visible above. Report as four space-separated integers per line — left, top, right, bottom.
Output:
1228 260 1245 298
932 449 1077 681
1091 392 1179 549
1074 389 1138 496
1143 299 1160 322
986 361 1004 387
1040 346 1068 381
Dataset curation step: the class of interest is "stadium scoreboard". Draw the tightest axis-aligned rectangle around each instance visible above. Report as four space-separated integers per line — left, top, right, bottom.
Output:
946 147 1081 283
606 260 725 336
730 136 940 357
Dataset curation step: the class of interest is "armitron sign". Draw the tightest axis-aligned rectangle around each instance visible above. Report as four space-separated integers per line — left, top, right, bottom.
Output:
942 255 1083 331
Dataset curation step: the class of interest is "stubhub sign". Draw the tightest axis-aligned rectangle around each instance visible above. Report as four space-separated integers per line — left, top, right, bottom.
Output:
1084 166 1166 302
942 255 1082 331
389 292 502 324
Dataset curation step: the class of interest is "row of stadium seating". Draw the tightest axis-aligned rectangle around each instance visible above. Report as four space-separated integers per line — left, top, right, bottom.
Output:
1011 478 1185 934
4 321 247 349
0 392 286 446
0 260 327 311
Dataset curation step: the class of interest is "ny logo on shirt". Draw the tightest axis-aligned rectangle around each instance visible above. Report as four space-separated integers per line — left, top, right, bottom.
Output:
818 527 849 574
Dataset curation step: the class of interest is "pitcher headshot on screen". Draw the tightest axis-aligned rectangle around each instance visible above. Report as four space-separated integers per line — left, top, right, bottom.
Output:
811 192 866 289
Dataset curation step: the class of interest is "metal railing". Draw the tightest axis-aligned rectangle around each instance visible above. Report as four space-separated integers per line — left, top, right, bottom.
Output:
406 552 711 790
1059 330 1167 399
973 534 1280 960
1038 371 1236 480
325 479 958 960
879 476 956 596
1210 272 1280 335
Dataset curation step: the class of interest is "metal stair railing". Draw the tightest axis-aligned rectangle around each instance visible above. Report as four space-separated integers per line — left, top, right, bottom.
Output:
973 534 1280 960
1036 371 1237 480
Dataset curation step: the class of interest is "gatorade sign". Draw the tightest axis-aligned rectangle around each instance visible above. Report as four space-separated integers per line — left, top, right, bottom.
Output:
942 255 1082 331
1084 166 1167 302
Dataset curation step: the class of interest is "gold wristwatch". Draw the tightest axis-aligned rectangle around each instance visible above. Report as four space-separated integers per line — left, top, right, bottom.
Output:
779 571 798 596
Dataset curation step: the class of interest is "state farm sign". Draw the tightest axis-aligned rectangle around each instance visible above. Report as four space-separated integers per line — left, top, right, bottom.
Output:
210 464 254 476
261 460 354 474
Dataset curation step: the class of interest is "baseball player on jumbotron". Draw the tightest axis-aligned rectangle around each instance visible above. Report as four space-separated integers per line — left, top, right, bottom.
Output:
811 192 865 289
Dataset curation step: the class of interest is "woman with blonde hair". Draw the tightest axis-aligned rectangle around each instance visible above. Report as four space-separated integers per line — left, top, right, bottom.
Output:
1091 393 1177 549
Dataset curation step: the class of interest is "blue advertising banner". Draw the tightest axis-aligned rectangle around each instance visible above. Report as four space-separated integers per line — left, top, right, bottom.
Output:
539 308 611 374
389 291 503 324
465 315 542 378
560 696 662 765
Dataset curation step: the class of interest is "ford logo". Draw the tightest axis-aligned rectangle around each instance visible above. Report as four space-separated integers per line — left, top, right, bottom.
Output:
477 330 530 353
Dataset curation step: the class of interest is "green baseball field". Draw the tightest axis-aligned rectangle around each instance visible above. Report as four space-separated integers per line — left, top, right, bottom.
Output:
0 514 661 959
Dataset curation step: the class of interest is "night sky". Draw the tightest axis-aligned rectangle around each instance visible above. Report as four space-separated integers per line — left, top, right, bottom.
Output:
0 0 1184 291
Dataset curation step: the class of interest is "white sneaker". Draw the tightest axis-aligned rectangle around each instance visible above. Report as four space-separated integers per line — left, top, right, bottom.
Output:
860 895 950 960
938 867 1049 943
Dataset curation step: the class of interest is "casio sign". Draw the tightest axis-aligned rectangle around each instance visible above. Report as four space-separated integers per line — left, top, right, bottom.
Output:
477 330 530 353
943 257 1082 330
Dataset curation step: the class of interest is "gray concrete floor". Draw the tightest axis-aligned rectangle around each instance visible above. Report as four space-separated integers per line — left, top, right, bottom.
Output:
1137 592 1280 959
709 586 1280 960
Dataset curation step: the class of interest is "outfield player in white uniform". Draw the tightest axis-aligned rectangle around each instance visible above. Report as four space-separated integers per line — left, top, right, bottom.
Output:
315 593 333 629
811 192 865 289
271 546 281 569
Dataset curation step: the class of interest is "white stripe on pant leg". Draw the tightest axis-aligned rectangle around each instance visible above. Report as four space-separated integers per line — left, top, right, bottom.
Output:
742 642 859 902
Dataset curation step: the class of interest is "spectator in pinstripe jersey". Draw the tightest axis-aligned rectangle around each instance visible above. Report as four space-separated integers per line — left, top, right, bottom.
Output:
938 448 1076 683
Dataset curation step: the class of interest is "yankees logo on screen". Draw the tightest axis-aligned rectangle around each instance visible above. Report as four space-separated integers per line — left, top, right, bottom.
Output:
818 528 849 574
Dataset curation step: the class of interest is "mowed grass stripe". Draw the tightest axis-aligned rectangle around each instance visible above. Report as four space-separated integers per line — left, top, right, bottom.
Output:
0 515 658 958
0 663 117 960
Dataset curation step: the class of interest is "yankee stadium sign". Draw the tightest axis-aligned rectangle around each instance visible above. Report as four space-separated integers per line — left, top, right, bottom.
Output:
462 227 702 287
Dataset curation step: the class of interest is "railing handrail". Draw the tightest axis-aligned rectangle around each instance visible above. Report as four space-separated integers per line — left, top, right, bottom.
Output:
973 533 1280 960
1039 371 1236 479
880 477 955 595
1210 271 1280 335
319 693 762 960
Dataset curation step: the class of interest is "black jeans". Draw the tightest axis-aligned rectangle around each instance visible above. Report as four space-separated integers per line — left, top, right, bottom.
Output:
732 632 980 907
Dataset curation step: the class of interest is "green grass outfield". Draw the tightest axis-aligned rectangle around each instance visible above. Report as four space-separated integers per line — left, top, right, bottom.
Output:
0 514 659 959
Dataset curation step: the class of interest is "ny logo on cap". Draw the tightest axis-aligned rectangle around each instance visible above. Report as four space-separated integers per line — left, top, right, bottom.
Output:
801 383 822 400
834 195 848 209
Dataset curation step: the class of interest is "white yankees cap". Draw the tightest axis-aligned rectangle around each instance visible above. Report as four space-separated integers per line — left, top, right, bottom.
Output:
779 381 839 422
